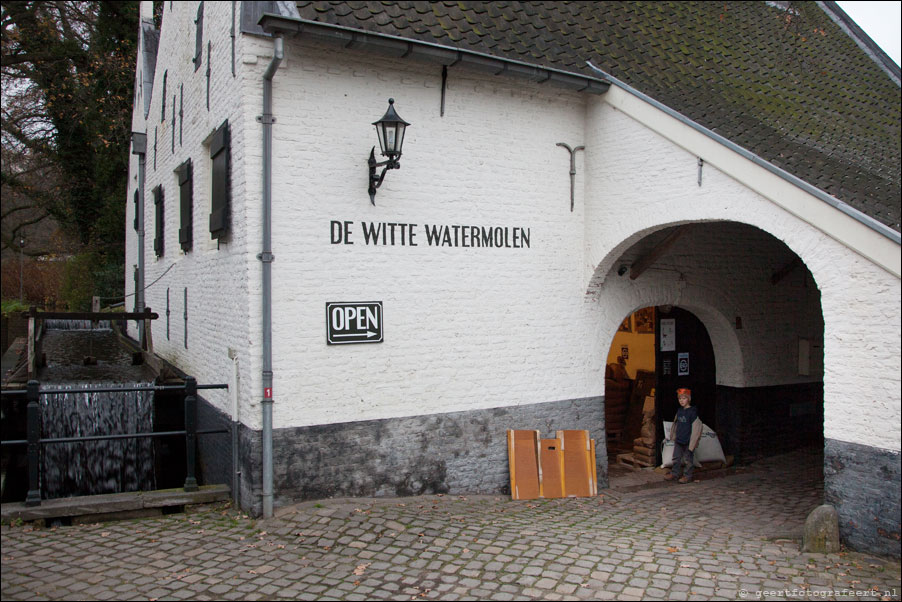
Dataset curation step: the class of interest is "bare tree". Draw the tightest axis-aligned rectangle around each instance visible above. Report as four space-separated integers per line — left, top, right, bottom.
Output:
1 1 137 265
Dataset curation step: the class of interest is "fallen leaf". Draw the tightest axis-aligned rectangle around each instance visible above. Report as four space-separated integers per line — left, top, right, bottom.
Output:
353 563 371 576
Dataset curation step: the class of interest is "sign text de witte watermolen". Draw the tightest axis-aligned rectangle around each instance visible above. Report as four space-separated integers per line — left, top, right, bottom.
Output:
330 220 531 249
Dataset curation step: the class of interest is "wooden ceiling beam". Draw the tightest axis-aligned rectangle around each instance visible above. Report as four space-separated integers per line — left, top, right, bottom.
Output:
629 225 691 280
771 257 802 285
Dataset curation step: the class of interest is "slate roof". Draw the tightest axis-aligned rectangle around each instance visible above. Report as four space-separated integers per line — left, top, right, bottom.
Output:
292 1 901 233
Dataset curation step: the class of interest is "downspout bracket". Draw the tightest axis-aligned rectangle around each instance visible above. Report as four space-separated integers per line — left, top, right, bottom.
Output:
257 252 275 263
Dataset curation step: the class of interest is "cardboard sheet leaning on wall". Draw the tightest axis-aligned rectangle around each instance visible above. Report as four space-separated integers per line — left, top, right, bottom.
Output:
508 429 597 500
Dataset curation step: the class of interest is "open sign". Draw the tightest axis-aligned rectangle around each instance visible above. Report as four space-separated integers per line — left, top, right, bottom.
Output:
326 302 383 345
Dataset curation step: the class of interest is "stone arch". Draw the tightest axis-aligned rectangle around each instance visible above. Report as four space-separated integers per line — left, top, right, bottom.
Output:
587 218 825 300
587 219 823 388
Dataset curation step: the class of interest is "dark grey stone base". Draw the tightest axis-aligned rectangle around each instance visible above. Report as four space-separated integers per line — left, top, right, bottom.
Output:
824 438 901 557
195 395 233 489
198 396 606 516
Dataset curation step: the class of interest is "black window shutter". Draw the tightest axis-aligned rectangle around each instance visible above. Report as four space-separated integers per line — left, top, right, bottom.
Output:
194 2 204 71
209 120 230 239
153 185 165 257
177 159 193 252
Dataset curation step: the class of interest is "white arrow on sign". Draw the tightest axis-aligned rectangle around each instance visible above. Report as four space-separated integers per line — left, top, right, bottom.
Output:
332 331 379 339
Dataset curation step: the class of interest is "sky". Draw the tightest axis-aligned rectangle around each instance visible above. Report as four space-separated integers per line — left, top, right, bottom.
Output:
836 1 901 66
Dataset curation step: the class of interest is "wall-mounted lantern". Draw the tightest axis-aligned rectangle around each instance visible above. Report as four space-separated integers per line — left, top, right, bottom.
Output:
368 98 410 205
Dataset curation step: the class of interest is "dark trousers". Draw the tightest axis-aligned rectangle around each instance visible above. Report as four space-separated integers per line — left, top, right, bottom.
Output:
671 442 694 478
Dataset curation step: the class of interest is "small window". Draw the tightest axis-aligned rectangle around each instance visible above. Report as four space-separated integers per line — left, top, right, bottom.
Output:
153 185 165 257
176 159 193 252
193 2 204 71
161 71 167 122
209 120 230 239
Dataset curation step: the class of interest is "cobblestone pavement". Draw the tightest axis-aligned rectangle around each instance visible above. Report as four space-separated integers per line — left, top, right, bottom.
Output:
2 447 900 601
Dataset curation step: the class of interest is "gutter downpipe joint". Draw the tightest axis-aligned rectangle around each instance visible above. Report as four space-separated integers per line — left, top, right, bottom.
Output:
260 35 283 519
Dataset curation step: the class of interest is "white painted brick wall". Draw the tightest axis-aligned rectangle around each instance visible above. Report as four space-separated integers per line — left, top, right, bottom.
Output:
128 7 900 453
266 40 596 430
126 1 259 425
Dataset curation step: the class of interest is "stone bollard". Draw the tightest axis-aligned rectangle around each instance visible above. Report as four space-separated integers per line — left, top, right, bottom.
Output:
802 504 841 553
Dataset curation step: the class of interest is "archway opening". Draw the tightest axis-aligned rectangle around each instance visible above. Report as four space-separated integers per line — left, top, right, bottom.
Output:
597 221 825 491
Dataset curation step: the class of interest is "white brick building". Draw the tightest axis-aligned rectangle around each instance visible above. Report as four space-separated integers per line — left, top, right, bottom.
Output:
125 2 900 555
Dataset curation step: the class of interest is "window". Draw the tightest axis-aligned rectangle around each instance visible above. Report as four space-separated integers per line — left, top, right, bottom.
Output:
161 71 167 122
209 120 230 239
176 159 193 252
153 185 165 257
193 2 204 71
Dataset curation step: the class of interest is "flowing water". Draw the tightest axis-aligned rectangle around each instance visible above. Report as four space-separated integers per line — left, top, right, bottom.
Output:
41 319 113 330
40 383 156 498
35 320 157 498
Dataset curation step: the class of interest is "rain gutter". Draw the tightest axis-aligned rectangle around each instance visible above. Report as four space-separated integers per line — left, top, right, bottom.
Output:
256 14 609 95
259 35 283 519
131 133 147 343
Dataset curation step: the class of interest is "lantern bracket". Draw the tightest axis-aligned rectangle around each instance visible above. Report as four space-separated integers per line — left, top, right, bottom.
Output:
368 147 400 205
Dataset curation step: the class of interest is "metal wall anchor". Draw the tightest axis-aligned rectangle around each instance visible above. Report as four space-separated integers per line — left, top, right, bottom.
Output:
556 143 585 212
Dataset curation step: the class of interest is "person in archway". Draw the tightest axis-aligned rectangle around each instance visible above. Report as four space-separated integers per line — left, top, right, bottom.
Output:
665 388 702 484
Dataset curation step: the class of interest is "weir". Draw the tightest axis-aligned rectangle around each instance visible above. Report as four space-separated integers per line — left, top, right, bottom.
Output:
40 382 155 498
1 314 231 519
3 319 157 501
41 319 112 330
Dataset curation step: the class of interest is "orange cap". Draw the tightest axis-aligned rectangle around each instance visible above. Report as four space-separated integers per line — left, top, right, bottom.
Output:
677 388 691 396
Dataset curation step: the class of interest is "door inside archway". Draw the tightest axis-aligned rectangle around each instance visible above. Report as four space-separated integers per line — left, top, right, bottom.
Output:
654 306 716 465
605 305 716 469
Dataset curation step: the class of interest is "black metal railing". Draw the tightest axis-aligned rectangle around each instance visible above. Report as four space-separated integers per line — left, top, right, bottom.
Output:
1 377 228 506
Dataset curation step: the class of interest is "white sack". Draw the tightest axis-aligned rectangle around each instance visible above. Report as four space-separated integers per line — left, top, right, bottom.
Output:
661 420 725 467
696 424 726 464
